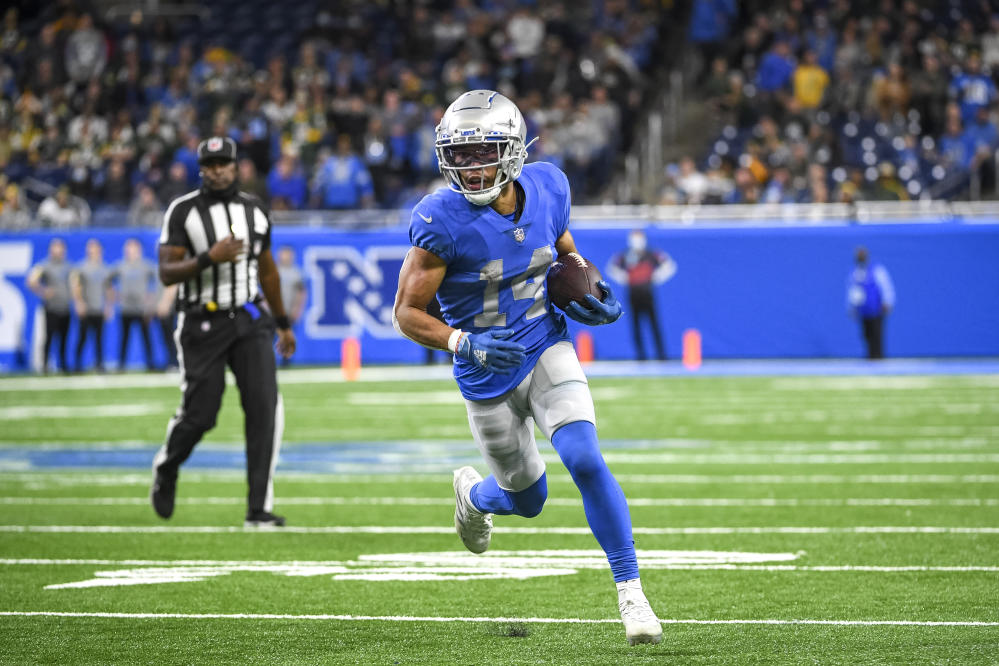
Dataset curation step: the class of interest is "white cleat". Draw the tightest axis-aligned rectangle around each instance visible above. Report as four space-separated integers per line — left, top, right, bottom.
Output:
618 581 663 646
452 466 493 554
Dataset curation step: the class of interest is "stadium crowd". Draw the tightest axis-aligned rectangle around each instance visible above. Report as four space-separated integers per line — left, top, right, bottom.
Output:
0 1 665 230
665 0 999 205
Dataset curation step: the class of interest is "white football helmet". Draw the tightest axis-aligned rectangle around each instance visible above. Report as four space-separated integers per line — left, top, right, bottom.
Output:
435 90 536 206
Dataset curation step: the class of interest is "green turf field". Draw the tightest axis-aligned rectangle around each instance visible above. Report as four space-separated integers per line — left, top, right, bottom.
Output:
1 369 997 664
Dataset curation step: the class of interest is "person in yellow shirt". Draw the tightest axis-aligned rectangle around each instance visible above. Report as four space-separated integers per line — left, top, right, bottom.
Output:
793 49 830 110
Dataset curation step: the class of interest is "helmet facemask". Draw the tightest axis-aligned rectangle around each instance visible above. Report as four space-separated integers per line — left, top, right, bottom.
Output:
436 137 527 206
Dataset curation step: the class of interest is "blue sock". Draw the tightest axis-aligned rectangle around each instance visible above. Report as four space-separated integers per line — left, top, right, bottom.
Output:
470 472 547 518
551 420 639 582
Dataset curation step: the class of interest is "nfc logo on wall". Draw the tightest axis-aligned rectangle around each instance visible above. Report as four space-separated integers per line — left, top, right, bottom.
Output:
303 245 410 339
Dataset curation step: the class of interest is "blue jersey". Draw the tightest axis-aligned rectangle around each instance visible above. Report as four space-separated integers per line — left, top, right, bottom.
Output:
409 161 572 400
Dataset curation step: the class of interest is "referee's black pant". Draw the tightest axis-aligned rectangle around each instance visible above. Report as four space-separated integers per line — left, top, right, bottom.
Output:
154 307 282 513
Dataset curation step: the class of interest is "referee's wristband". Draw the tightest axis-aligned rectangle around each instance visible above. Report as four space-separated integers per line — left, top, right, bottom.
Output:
275 315 291 330
447 329 465 354
196 251 213 270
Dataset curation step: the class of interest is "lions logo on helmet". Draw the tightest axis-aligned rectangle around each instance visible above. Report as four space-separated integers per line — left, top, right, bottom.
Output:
435 90 538 206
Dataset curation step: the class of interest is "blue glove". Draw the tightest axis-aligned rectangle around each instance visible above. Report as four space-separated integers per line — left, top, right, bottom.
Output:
564 280 623 326
456 329 527 374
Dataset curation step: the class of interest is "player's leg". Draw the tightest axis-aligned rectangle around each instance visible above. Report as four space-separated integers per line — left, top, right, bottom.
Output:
465 379 548 517
227 313 282 526
55 313 69 372
531 341 662 645
645 301 667 361
151 312 228 518
94 315 105 371
456 378 547 553
75 315 90 370
629 292 645 360
43 310 55 373
119 315 132 370
139 317 155 370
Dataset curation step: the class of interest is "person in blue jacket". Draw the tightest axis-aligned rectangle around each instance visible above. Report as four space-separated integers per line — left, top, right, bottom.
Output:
847 246 895 359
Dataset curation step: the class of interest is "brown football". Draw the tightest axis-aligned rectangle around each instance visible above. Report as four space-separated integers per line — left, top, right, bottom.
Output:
547 252 604 311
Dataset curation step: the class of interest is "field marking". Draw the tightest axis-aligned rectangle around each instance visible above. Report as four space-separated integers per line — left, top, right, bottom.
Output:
3 496 997 508
4 472 999 486
0 611 996 627
0 405 164 419
18 550 804 588
599 453 999 464
2 525 998 535
4 558 998 574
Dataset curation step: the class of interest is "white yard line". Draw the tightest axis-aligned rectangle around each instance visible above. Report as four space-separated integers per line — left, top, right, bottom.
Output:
0 610 996 627
2 496 997 508
599 453 999 464
3 472 999 486
3 559 998 573
0 405 164 419
1 525 997 535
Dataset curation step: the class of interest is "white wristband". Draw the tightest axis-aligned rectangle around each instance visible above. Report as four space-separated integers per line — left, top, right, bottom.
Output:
447 329 464 353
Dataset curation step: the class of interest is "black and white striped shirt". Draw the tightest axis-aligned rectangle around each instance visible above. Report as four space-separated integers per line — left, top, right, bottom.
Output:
159 189 272 310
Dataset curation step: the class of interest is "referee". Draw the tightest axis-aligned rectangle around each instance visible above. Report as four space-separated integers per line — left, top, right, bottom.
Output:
152 136 296 527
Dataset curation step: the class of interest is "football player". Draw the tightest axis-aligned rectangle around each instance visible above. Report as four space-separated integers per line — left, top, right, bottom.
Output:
393 90 662 646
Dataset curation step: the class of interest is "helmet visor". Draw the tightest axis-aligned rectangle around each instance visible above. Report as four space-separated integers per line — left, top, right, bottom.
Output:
442 142 501 168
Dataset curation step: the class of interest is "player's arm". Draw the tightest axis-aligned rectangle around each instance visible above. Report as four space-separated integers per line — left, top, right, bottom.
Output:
555 230 578 256
394 247 526 373
26 266 45 297
553 230 623 326
257 248 296 358
158 238 243 286
70 270 86 317
393 247 452 350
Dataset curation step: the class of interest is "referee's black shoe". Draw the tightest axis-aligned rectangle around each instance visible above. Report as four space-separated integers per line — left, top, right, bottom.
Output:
150 473 177 519
245 510 286 528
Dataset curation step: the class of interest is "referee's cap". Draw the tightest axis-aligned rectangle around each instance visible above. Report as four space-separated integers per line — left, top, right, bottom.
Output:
197 136 237 165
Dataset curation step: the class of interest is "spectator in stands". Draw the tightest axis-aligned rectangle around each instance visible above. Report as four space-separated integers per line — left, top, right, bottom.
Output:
38 185 90 228
98 159 133 207
238 158 267 201
756 40 795 106
869 162 908 201
159 162 192 203
127 184 163 228
965 106 999 192
939 114 972 172
311 133 374 209
762 165 794 203
792 49 830 112
806 164 830 203
910 53 950 137
676 156 709 204
949 52 997 126
688 0 738 81
871 62 911 121
64 13 107 85
0 183 31 230
266 154 307 210
847 246 895 359
834 168 867 204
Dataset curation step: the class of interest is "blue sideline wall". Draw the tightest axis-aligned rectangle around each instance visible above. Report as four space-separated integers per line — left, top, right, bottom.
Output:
1 221 996 371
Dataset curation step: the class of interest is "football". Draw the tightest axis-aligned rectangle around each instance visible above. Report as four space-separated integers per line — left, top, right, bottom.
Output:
546 252 604 311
